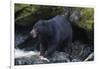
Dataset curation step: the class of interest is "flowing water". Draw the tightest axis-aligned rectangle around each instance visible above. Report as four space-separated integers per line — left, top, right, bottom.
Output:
15 49 40 58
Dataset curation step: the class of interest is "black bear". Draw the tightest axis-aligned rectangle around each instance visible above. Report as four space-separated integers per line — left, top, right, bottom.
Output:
30 15 72 59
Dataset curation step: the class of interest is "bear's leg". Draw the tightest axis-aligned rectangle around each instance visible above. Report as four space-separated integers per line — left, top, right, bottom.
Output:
64 37 72 55
40 44 50 62
40 44 47 57
63 38 72 61
45 44 58 58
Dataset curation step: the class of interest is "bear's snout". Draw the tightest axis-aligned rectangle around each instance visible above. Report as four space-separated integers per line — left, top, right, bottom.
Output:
30 29 37 38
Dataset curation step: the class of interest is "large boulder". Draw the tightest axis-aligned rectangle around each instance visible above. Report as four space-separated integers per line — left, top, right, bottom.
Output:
15 4 63 26
78 8 94 31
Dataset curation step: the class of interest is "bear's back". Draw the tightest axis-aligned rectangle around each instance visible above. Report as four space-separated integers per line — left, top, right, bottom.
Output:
48 15 72 41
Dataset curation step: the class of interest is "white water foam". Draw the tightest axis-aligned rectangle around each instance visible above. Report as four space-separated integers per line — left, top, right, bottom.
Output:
15 49 40 58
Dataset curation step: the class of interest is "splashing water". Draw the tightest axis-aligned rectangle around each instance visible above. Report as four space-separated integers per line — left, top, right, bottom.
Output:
15 49 40 58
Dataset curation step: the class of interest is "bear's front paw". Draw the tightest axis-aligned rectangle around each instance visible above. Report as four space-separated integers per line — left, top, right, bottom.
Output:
39 56 50 62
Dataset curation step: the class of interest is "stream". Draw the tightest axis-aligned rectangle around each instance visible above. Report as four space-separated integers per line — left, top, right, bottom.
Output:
14 27 94 65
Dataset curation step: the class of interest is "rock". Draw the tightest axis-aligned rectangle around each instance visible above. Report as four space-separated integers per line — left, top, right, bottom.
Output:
15 32 29 46
72 59 81 62
84 52 94 61
15 50 70 65
78 8 94 31
15 55 48 65
71 41 85 59
49 51 70 63
15 4 30 13
15 4 63 26
69 10 81 24
15 40 94 65
71 41 93 61
15 28 40 51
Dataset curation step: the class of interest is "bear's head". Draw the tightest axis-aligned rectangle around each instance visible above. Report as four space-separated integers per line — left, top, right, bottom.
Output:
30 20 49 38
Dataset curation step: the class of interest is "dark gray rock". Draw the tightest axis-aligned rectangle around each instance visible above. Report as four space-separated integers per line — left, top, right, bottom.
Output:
15 33 29 46
49 51 70 63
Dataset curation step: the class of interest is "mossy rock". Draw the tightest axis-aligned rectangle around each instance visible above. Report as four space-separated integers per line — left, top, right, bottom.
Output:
15 4 30 13
15 4 63 26
78 8 94 31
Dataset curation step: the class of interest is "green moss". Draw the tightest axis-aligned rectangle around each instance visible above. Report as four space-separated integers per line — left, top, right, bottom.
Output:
78 8 94 31
15 5 37 21
15 4 63 26
15 4 30 13
15 3 94 28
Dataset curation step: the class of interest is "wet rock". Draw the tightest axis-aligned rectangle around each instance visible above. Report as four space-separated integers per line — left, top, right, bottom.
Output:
15 51 70 65
15 33 29 46
84 52 94 61
16 36 39 51
72 59 81 62
15 55 48 65
71 41 85 59
49 51 70 63
15 29 40 51
71 41 93 61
